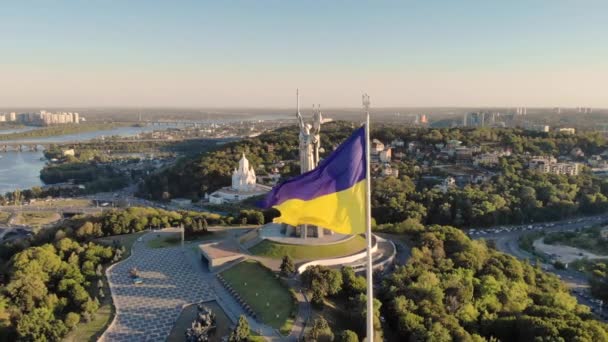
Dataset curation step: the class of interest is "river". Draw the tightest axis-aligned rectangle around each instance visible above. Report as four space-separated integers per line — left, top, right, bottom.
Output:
0 125 178 194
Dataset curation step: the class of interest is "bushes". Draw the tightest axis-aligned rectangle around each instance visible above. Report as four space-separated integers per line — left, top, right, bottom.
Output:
238 210 265 225
68 207 230 240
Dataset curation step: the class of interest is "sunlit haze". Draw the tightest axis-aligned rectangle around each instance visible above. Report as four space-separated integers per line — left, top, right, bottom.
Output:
1 1 607 107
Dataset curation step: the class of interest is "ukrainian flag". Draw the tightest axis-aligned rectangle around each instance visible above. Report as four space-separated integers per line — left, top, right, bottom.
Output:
262 127 366 234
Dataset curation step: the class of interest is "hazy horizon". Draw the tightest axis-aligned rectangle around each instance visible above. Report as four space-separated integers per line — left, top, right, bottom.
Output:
2 1 608 108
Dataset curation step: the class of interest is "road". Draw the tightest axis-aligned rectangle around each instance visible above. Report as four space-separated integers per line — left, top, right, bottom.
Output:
470 214 608 319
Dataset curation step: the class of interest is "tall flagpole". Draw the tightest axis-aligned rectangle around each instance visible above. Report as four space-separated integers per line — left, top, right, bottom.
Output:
362 93 374 342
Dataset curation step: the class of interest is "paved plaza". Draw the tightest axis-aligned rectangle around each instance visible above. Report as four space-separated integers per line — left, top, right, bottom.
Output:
101 233 215 342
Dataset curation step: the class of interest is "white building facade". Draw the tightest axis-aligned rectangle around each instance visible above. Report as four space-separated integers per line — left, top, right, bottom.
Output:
209 153 270 204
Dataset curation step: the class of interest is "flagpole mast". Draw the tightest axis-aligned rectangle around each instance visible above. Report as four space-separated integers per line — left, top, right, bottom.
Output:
362 93 374 342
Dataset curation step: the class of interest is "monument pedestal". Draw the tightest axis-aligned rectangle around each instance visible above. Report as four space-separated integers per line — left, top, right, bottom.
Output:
285 224 294 237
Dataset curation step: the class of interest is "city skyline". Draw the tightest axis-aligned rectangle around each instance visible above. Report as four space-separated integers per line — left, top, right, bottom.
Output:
2 1 608 108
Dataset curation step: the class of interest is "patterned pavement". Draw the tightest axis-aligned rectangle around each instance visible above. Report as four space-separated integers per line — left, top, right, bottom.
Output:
100 232 215 342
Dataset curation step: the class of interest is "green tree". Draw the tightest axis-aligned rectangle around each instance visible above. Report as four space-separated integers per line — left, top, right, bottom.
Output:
228 315 250 342
301 266 343 305
64 312 81 329
16 307 67 341
280 255 295 277
336 330 359 342
308 316 334 342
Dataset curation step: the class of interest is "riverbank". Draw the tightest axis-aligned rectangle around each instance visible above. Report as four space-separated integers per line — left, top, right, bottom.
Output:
0 123 27 131
0 122 132 141
0 124 183 194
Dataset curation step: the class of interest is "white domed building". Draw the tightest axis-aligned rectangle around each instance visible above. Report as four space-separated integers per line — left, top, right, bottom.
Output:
208 153 271 204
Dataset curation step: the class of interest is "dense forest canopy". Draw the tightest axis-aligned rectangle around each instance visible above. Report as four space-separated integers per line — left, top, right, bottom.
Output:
382 224 608 341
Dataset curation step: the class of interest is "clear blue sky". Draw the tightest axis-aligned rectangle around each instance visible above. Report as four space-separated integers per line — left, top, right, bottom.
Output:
1 1 607 107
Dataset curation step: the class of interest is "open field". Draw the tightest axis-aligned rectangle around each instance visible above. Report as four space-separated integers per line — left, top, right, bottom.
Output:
534 238 606 264
250 235 366 260
28 198 93 208
13 211 61 227
221 260 295 333
544 226 608 256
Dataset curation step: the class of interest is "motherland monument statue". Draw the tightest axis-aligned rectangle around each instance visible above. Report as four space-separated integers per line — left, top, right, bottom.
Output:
293 89 326 238
296 91 322 174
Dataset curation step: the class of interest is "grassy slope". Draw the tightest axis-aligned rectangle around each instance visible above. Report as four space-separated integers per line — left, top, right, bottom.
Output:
221 260 295 333
63 304 113 342
250 235 366 260
146 231 228 249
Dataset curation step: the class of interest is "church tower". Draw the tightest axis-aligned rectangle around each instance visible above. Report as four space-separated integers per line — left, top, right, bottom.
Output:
232 153 257 192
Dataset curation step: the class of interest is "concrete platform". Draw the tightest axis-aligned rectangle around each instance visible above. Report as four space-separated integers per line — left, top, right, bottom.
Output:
198 240 243 271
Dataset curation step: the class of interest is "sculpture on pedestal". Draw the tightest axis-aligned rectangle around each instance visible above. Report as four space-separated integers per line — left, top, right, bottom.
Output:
293 89 325 238
297 99 322 174
185 304 216 342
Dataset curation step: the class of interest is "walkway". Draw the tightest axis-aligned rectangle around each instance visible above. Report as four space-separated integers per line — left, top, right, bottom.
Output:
101 232 215 342
286 279 311 341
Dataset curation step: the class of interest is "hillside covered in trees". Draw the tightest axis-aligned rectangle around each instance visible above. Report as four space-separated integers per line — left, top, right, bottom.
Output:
139 123 608 228
382 224 608 341
137 121 356 200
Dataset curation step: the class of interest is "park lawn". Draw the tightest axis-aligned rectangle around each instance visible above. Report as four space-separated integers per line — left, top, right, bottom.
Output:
14 211 61 227
221 260 295 333
306 297 386 342
146 231 227 249
306 297 359 337
250 235 366 260
0 211 11 224
95 231 146 258
63 303 113 342
147 234 182 248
